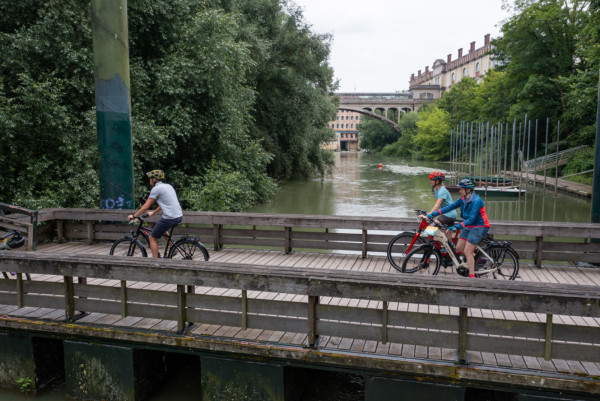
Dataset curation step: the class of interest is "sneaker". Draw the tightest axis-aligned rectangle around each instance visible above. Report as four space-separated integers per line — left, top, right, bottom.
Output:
440 247 447 254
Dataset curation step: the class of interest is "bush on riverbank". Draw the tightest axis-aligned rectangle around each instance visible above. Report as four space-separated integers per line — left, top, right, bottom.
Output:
0 0 338 211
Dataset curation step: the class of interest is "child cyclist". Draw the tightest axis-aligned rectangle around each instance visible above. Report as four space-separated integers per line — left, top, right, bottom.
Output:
426 179 490 278
426 171 456 243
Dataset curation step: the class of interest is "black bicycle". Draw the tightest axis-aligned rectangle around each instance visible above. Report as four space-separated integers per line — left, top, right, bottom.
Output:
1 230 31 280
109 214 210 261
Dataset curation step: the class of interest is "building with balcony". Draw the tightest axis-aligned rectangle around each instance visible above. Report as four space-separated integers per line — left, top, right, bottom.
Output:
408 34 495 99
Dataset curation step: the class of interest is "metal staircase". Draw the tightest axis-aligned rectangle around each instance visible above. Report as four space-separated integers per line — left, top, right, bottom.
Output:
522 145 588 173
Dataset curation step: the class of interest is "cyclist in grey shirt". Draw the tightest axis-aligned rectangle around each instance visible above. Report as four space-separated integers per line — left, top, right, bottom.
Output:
128 170 183 257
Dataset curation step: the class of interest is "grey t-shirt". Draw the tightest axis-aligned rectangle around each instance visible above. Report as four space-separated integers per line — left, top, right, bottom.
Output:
149 182 183 220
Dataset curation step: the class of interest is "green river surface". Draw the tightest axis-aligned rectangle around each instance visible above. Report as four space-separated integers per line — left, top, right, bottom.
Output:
1 152 592 401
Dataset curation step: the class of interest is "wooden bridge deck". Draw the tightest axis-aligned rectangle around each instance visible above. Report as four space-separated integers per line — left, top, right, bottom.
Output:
2 240 600 380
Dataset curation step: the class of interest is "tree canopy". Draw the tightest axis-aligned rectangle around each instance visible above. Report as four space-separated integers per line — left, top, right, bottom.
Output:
0 0 338 211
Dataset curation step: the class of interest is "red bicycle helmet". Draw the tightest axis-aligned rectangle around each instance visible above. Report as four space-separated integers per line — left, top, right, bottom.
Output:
428 171 445 181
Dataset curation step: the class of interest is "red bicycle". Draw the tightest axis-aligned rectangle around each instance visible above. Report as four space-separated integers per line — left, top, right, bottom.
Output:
387 210 461 273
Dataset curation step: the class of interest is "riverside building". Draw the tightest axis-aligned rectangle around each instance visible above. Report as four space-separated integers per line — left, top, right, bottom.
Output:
409 34 495 99
325 110 361 151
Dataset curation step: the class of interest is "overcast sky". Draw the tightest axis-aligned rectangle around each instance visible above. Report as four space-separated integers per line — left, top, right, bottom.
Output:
298 0 511 93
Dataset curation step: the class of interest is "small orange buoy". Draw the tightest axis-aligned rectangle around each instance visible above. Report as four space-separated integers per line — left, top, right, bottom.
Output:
378 163 383 168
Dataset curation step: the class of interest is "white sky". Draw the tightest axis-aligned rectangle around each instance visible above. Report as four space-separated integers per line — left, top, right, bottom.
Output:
298 0 511 92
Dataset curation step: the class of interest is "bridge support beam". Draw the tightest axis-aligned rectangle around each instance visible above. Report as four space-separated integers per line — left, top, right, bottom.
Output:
64 340 188 401
200 356 313 401
365 376 464 401
0 332 64 391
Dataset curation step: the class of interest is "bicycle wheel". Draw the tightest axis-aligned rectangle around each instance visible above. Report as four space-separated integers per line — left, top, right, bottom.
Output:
474 245 519 280
387 232 425 273
401 244 441 275
110 237 148 257
169 239 210 261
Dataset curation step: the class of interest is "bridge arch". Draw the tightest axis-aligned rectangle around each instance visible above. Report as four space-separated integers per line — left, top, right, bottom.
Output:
339 107 401 132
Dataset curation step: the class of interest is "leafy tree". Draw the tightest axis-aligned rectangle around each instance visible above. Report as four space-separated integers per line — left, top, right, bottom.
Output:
358 115 400 152
0 0 337 211
414 107 451 160
492 0 588 121
381 112 420 158
435 78 478 126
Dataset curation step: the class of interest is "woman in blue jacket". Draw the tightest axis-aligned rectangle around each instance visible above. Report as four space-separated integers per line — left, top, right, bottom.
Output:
427 179 490 278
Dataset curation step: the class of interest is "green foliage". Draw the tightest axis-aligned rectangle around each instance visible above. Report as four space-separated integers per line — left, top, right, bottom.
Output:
381 112 420 157
427 0 598 161
564 147 595 175
358 115 400 152
414 107 451 160
0 0 337 211
16 377 33 393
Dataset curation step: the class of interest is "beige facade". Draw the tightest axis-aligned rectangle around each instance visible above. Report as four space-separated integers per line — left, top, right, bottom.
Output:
409 34 495 98
326 110 361 151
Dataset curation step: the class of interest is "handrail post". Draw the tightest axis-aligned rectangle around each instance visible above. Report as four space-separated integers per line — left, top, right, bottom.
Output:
458 307 469 364
16 273 24 308
87 220 94 245
241 289 248 331
535 236 543 268
213 224 221 251
64 276 75 322
121 280 128 318
544 313 553 361
308 295 319 346
57 219 64 243
362 229 367 258
285 227 292 254
381 301 388 344
176 284 186 334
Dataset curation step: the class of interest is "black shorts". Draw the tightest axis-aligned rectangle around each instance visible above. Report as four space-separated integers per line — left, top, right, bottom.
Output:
436 215 456 227
150 217 183 239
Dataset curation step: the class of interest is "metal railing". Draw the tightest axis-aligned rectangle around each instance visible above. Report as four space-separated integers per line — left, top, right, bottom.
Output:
523 145 588 173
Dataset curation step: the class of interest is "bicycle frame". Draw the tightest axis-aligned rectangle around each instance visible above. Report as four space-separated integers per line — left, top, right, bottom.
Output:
405 210 460 255
128 216 197 258
426 224 498 275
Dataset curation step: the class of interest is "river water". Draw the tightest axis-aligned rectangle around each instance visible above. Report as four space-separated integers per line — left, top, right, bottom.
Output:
251 152 592 224
0 152 591 401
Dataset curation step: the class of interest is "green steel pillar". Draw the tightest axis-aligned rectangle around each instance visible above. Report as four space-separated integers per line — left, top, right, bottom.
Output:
92 0 135 210
592 67 600 224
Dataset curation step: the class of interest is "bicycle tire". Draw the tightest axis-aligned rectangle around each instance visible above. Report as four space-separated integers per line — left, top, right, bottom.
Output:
169 238 210 261
475 245 519 280
387 232 425 273
401 244 441 275
110 237 148 257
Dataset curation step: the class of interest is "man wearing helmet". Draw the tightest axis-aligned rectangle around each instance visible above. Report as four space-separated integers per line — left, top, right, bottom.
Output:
426 171 456 243
426 179 490 278
128 170 183 258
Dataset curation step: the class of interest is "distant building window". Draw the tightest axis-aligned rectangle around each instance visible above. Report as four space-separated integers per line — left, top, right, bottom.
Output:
351 116 353 120
346 124 349 128
452 73 455 81
351 124 354 128
463 68 467 77
434 77 440 85
476 63 480 72
336 124 339 128
419 93 434 99
336 116 339 120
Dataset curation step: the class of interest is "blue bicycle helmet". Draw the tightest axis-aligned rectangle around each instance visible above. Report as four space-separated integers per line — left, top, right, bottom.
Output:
457 179 475 190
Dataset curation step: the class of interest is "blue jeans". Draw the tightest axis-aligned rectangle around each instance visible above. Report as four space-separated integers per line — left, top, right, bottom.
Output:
459 227 489 245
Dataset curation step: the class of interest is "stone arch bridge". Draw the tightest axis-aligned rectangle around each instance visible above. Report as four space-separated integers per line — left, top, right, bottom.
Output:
337 93 430 131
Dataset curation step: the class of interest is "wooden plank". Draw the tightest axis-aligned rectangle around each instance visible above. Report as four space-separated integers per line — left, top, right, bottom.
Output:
3 253 600 317
317 321 458 349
